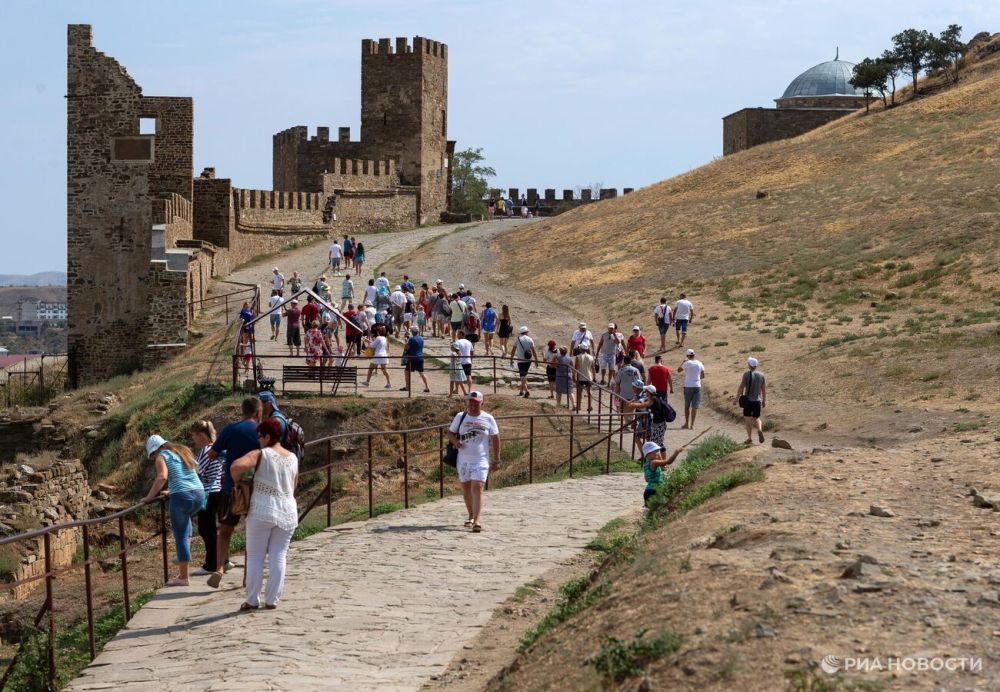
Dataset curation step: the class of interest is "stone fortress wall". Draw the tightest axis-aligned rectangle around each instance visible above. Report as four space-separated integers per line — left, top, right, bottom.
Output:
722 107 852 156
67 25 453 387
495 187 635 215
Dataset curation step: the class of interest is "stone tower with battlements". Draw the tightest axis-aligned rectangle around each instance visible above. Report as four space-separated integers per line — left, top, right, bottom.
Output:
273 36 454 223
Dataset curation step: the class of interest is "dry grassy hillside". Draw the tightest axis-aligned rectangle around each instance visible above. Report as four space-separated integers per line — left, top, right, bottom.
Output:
498 45 1000 441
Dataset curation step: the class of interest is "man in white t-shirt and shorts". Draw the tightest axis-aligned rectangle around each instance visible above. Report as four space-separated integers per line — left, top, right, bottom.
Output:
571 322 594 354
674 294 694 347
678 348 705 430
596 323 621 386
509 326 537 397
448 391 501 533
329 240 343 270
654 298 673 352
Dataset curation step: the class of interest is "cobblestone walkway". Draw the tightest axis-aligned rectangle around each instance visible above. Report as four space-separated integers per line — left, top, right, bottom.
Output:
69 473 637 690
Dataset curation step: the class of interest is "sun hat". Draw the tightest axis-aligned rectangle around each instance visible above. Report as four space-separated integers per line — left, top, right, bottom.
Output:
272 267 279 272
458 283 465 289
394 285 401 291
632 379 645 390
435 279 443 284
686 348 695 356
145 434 167 458
468 390 484 401
641 441 663 458
579 321 586 328
258 391 278 408
747 357 759 367
519 326 529 334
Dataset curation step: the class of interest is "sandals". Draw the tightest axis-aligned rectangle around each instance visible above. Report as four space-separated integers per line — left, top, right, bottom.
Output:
207 571 223 589
238 602 257 612
165 577 189 587
472 524 482 533
463 519 473 528
264 604 277 610
758 430 765 443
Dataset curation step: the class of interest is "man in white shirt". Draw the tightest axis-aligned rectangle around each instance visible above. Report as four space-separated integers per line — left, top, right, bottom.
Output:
329 241 343 270
453 330 474 380
678 348 705 429
509 325 537 397
571 322 594 354
375 272 390 291
340 275 354 311
389 285 407 336
654 298 673 352
448 391 501 533
674 294 694 347
271 267 285 296
364 279 378 307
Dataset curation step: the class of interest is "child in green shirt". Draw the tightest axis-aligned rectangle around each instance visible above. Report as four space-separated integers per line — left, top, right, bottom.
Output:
642 440 681 506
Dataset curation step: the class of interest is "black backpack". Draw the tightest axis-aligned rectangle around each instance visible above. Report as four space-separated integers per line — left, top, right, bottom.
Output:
650 394 677 424
274 412 306 462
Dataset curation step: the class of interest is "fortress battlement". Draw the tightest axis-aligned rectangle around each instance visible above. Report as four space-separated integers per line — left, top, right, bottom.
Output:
233 188 322 212
362 36 447 59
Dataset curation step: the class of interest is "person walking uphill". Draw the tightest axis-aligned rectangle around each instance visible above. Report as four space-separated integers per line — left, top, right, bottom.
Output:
674 293 694 347
190 420 222 576
448 391 501 533
142 435 206 586
678 349 705 430
735 357 767 444
510 326 537 397
230 418 298 612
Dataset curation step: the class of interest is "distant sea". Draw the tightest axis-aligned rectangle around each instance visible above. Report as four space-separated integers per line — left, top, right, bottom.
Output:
0 271 67 286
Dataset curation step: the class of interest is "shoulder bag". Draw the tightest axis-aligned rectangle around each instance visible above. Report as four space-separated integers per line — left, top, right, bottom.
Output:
444 412 468 467
228 453 261 516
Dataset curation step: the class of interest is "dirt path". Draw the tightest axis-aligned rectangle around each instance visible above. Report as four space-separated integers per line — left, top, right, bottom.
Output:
68 474 637 691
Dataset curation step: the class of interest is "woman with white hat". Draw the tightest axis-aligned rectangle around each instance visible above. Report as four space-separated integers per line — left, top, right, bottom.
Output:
640 441 681 507
141 435 206 586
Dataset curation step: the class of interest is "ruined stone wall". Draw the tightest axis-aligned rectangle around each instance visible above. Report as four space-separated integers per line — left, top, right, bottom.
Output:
152 193 193 251
140 96 193 200
334 188 419 232
321 158 399 192
67 24 151 387
722 107 852 156
193 177 234 249
233 188 326 229
0 459 90 600
146 261 188 345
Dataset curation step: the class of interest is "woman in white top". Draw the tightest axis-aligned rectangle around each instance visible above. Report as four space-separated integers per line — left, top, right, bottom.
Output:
230 418 298 612
363 324 392 388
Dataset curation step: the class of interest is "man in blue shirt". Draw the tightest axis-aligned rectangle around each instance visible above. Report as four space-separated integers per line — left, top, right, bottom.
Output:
206 397 260 587
401 327 429 393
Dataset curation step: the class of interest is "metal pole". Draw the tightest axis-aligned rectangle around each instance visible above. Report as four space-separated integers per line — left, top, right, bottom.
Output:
597 386 603 433
39 355 44 391
44 532 56 686
232 354 238 392
606 423 612 474
367 435 373 518
403 432 409 509
119 515 131 621
326 441 333 527
225 295 229 324
438 427 444 499
82 524 96 659
492 357 497 394
569 416 575 478
528 417 534 484
160 498 168 583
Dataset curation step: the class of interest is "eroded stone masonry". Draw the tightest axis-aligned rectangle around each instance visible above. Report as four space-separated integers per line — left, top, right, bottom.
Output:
67 25 454 386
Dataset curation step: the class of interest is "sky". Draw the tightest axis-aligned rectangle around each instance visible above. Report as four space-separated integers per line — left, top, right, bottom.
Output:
0 0 995 274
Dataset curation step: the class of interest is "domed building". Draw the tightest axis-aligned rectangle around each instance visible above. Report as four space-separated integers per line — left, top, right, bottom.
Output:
722 51 867 156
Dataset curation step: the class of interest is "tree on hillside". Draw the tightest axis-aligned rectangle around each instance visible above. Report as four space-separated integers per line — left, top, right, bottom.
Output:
928 24 964 84
879 49 903 106
450 148 496 217
850 59 886 112
892 29 933 98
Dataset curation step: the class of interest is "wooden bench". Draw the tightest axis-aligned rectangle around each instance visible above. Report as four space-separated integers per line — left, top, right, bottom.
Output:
281 365 358 395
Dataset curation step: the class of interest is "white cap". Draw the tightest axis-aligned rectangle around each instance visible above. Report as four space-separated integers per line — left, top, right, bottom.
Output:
579 321 586 328
145 434 167 457
290 298 299 304
686 348 695 356
632 325 640 331
519 325 529 334
641 441 663 458
747 357 759 367
468 390 484 401
644 384 657 394
608 322 615 329
394 285 401 291
458 283 465 289
435 279 443 284
272 266 279 272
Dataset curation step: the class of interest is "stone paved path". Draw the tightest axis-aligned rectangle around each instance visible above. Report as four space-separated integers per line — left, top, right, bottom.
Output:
69 473 637 691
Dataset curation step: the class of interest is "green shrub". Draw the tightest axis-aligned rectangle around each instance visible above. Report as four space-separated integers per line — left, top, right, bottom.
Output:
588 629 683 682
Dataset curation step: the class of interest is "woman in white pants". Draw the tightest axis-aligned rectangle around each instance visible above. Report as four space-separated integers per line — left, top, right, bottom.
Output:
230 418 298 611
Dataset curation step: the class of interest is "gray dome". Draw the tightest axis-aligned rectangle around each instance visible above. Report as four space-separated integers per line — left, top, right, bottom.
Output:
781 59 864 98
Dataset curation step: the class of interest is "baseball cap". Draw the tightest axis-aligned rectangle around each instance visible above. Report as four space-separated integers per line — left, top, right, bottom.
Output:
519 325 529 334
579 321 586 328
607 322 615 329
458 283 465 289
145 434 167 457
632 325 640 332
547 339 557 348
641 441 664 458
290 298 299 304
632 379 645 390
686 348 695 356
468 390 484 401
435 279 443 284
258 391 278 407
272 267 279 272
747 357 759 367
643 384 657 394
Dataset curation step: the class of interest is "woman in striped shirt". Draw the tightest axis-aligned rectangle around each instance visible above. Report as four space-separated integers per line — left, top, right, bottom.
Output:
191 420 223 575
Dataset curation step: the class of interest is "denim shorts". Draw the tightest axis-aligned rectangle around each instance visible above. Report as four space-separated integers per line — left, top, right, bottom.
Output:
683 386 701 409
675 318 689 333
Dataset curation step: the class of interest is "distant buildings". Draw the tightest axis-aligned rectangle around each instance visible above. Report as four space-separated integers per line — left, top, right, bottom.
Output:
0 300 67 335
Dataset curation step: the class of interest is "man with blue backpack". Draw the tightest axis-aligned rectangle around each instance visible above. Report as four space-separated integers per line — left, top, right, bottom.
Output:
258 391 305 463
626 383 675 448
